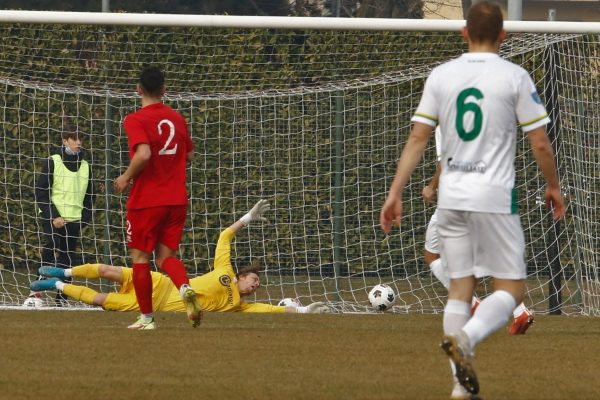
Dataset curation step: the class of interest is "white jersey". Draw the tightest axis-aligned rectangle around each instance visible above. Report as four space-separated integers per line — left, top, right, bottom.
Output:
412 53 550 214
435 126 442 162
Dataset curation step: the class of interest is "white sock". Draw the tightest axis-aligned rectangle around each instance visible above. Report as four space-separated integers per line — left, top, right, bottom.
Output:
443 299 471 335
55 281 65 291
141 313 154 321
462 290 516 348
179 283 191 298
430 258 450 290
512 302 527 318
64 269 73 278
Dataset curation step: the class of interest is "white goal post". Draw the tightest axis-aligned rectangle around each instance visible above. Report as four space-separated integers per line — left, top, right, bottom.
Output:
0 11 598 315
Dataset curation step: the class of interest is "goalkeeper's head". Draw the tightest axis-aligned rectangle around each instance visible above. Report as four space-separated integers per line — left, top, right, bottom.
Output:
235 265 261 296
138 65 166 98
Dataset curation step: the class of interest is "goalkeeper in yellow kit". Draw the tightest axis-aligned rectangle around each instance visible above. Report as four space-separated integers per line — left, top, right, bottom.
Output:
30 200 328 324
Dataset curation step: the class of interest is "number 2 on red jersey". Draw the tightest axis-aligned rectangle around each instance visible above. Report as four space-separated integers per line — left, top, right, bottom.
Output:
157 119 178 155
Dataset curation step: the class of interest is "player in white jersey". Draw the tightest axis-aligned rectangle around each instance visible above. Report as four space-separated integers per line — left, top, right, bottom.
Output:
423 127 535 337
381 2 565 398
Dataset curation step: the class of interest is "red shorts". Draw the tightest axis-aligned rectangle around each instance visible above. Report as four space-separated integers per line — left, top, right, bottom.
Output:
126 205 187 253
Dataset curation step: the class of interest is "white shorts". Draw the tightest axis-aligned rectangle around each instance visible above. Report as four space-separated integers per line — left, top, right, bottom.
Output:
437 209 526 280
424 210 440 255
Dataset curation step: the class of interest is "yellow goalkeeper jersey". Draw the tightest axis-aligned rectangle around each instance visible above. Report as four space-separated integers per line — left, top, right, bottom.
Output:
159 227 285 313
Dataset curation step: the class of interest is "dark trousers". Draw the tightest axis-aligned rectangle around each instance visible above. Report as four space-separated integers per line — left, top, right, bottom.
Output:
40 219 83 303
41 219 83 268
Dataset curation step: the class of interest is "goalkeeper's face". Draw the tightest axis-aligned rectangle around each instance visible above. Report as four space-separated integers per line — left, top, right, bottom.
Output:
237 272 260 296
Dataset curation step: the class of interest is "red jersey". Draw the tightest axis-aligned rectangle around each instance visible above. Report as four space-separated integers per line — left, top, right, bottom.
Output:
123 103 193 209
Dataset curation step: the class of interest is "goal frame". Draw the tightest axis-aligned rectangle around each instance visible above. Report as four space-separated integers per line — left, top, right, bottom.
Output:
0 10 598 315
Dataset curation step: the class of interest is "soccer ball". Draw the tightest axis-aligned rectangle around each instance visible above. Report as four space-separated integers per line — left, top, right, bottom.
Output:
278 297 302 308
368 284 396 311
23 296 44 308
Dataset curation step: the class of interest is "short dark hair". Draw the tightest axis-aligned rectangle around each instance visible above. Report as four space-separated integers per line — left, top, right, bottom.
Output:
61 124 81 141
236 265 260 279
466 1 503 44
139 65 165 96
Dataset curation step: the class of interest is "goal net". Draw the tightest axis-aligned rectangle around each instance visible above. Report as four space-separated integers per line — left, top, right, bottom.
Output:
0 13 598 315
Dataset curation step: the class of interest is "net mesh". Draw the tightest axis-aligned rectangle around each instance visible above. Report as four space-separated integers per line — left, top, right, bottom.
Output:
0 21 598 315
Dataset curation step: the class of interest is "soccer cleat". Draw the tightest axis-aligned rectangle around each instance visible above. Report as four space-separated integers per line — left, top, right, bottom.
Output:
441 332 479 395
127 316 157 330
182 287 203 328
30 278 60 292
450 382 483 400
38 265 66 280
508 309 535 335
470 296 481 316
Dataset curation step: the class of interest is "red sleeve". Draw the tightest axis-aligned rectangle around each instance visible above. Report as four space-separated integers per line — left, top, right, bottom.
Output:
186 130 194 152
123 114 148 154
179 114 193 152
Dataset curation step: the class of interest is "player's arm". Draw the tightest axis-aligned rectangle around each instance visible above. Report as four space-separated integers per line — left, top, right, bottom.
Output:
230 199 270 235
114 143 151 193
380 122 434 233
35 157 60 220
239 301 329 314
527 127 565 220
184 123 194 164
422 161 441 204
213 199 271 270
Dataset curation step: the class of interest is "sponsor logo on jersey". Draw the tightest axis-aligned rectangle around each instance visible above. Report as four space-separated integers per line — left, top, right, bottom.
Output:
447 158 487 173
219 275 234 305
531 91 542 104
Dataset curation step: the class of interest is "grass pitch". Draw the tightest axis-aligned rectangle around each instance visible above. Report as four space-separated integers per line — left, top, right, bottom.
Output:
1 310 598 400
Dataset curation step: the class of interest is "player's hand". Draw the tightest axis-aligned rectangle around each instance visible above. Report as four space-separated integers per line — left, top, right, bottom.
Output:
422 185 436 204
113 175 131 194
545 186 565 220
305 302 330 314
52 217 66 229
380 194 403 234
241 199 270 225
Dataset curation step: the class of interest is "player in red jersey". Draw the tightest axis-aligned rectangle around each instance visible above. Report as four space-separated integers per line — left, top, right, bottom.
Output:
114 65 201 330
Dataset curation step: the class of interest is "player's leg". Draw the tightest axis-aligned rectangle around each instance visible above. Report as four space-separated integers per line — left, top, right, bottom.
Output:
39 263 123 283
461 212 525 346
509 301 535 335
437 209 480 395
425 211 451 289
426 210 480 315
156 205 202 327
126 209 158 328
24 220 57 304
30 278 105 307
53 226 75 306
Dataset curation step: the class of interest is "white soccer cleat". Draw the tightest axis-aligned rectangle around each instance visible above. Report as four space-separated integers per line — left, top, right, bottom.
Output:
127 316 157 330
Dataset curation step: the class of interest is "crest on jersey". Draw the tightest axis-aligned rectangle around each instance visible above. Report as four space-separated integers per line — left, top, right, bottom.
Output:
219 275 231 286
531 91 542 104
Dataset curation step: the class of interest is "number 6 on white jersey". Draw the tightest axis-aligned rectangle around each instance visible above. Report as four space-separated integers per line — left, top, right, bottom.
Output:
157 119 178 155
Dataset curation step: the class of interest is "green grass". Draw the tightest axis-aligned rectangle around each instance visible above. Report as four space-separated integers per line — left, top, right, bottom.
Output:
1 310 599 399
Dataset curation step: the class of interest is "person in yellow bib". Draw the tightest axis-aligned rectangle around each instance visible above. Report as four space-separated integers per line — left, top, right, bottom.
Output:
29 125 95 306
30 200 329 327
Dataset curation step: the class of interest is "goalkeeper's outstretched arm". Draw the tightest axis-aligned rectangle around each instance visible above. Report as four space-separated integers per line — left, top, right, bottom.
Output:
229 199 270 234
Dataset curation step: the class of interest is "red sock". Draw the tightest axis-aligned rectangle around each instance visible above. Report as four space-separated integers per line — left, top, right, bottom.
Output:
161 256 190 289
132 263 153 314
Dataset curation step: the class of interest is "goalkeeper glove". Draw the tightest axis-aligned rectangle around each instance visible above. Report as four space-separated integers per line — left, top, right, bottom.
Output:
240 199 270 226
296 302 330 314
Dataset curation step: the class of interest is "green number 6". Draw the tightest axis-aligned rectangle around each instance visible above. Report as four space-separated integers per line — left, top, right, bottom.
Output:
455 88 483 141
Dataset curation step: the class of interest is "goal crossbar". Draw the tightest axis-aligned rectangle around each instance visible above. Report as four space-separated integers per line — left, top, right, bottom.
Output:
1 10 600 33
